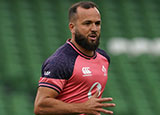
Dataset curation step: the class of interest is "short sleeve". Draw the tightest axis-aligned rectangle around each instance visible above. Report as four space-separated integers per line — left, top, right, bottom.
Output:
38 43 78 93
39 56 71 94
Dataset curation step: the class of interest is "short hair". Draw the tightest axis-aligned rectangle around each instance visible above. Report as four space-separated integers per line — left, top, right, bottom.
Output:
69 1 98 22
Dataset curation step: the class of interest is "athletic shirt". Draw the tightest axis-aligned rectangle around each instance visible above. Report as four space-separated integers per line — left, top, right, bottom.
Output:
39 40 110 104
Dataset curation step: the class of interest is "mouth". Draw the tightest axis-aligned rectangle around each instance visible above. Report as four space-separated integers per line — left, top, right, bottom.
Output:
88 34 97 40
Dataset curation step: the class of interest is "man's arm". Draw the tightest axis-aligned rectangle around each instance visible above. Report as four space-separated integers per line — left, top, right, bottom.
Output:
34 87 115 115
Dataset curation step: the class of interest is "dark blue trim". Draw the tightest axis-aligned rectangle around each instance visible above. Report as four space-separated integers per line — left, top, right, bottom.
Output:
69 41 97 59
96 48 110 63
39 85 60 94
39 82 62 92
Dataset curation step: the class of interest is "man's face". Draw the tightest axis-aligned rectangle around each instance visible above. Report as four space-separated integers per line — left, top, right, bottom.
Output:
74 7 101 51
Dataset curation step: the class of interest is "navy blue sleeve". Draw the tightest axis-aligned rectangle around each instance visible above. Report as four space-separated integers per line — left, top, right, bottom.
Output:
41 57 70 80
41 43 78 80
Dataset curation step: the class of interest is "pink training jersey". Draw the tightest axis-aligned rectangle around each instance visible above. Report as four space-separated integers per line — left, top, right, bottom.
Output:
39 39 110 107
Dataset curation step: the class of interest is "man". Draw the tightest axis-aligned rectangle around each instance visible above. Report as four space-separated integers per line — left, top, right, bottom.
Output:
34 1 115 115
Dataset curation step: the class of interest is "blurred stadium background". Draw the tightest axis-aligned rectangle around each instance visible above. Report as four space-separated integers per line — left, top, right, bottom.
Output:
0 0 160 115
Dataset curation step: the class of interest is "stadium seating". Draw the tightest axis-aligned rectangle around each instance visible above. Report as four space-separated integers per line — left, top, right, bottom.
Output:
0 0 160 115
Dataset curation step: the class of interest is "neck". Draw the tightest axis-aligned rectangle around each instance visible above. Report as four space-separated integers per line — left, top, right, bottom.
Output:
70 39 95 57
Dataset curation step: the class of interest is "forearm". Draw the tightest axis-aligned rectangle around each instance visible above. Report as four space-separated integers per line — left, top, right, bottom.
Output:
34 97 84 115
34 87 115 115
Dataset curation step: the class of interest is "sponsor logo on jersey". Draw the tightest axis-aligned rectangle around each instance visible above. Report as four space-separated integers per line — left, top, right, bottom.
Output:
44 71 51 76
88 82 102 98
82 67 92 77
102 65 107 76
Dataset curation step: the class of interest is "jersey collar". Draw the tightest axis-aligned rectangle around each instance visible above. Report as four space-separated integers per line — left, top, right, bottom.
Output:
67 39 97 59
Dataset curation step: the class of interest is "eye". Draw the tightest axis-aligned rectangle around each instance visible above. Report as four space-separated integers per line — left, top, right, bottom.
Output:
83 21 92 25
95 21 101 26
85 22 91 25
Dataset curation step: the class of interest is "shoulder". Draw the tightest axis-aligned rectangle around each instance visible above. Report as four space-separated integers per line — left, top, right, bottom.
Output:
42 43 79 80
45 43 78 65
96 48 111 63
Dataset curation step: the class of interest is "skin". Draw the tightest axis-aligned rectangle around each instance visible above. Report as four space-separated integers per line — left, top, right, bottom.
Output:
34 7 115 115
70 7 101 56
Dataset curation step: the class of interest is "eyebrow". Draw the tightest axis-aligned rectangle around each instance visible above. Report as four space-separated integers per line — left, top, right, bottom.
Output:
83 20 92 23
83 20 101 23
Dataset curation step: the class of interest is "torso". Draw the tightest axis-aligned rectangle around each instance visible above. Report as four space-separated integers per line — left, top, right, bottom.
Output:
39 40 110 103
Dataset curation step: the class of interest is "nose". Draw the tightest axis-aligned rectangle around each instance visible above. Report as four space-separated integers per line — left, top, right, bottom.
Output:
91 23 98 32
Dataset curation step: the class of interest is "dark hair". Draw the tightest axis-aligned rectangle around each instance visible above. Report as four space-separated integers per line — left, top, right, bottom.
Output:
69 1 98 22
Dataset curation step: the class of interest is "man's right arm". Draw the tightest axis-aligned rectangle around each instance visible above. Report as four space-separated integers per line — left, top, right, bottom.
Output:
34 87 115 115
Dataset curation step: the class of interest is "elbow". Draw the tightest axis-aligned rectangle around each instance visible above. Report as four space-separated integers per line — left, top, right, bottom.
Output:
34 97 46 115
34 103 44 115
34 105 41 115
34 101 52 115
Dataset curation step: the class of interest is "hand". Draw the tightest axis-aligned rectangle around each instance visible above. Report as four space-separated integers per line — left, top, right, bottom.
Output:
83 90 116 115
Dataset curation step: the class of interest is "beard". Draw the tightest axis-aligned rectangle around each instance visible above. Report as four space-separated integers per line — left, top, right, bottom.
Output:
75 30 100 51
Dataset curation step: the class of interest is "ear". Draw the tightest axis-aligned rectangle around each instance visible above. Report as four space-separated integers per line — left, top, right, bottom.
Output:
69 22 75 34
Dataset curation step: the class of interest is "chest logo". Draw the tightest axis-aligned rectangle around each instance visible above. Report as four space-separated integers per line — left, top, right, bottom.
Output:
102 65 107 76
82 67 92 77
